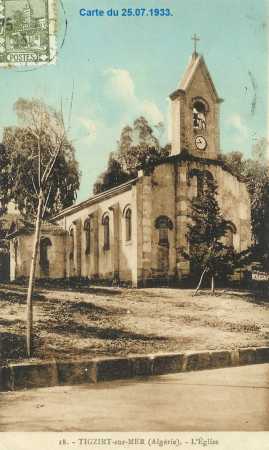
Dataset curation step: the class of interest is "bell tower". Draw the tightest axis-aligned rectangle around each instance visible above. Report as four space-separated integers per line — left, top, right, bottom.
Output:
169 37 223 160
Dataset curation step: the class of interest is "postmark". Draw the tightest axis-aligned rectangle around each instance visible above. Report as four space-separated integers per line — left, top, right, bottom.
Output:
0 0 56 66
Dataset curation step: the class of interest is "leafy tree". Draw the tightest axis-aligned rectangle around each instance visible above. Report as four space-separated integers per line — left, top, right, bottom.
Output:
117 125 134 173
3 127 79 219
93 152 131 194
0 144 14 260
187 175 236 294
221 140 269 269
0 143 11 216
220 151 246 178
1 98 80 356
93 116 170 193
252 137 268 161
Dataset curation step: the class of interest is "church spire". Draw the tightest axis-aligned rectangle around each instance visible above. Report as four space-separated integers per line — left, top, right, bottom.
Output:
169 41 223 159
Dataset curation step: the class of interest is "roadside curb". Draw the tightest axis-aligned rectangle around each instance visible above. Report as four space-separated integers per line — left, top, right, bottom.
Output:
1 346 269 391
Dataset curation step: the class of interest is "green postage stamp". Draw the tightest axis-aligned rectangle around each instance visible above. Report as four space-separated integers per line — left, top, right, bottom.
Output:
0 0 56 66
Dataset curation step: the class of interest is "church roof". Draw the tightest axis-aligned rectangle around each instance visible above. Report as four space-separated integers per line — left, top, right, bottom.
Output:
6 220 66 239
175 53 222 102
165 151 247 183
53 177 138 220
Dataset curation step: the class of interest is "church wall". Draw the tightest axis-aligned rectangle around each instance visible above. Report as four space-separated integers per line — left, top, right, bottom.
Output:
137 175 153 285
151 164 176 279
134 158 252 286
57 187 138 285
213 165 252 251
184 66 219 159
135 164 177 286
171 96 185 155
10 240 16 281
10 233 66 280
177 160 252 254
119 185 138 285
137 158 252 284
135 177 144 285
40 234 66 279
15 235 32 278
175 163 191 277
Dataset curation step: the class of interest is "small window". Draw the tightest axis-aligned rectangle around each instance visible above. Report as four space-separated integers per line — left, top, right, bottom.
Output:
159 227 168 246
225 222 236 248
84 218 91 255
125 208 132 241
69 228 74 260
103 215 110 251
155 216 173 247
40 237 52 275
193 98 207 130
226 228 234 248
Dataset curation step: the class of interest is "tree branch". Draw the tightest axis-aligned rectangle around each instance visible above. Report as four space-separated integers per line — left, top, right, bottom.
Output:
42 184 52 219
41 136 65 186
67 80 75 134
31 176 38 197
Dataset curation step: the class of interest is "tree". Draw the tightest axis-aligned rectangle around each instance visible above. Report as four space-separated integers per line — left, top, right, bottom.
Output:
187 175 235 295
0 143 11 216
252 137 268 161
93 116 170 193
93 152 131 194
2 98 80 356
221 142 269 269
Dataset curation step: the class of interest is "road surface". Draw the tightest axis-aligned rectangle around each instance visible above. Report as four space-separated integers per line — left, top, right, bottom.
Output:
0 364 269 431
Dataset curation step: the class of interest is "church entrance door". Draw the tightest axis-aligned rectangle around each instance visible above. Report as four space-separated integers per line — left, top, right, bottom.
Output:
0 248 10 282
155 215 172 286
157 244 169 284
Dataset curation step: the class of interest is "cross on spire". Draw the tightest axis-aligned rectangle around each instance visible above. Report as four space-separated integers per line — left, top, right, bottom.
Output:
192 33 200 55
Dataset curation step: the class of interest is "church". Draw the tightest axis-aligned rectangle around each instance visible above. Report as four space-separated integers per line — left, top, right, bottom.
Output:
8 48 252 287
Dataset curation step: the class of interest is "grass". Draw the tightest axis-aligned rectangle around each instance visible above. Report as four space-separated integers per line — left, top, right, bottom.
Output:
0 283 268 364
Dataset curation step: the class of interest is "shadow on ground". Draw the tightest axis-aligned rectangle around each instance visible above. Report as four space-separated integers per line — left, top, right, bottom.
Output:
50 320 170 342
224 290 269 306
67 301 127 315
0 290 45 304
0 331 43 361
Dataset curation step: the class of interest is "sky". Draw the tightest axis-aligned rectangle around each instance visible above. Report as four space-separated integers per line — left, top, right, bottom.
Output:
0 0 267 201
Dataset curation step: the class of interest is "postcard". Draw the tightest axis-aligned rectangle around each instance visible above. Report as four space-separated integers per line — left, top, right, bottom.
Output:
0 1 268 449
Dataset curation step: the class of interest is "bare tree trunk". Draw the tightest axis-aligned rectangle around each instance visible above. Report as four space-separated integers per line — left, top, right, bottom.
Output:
211 275 215 295
26 193 43 357
193 268 207 297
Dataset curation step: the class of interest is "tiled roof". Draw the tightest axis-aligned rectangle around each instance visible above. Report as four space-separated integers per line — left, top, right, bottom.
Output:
6 219 66 238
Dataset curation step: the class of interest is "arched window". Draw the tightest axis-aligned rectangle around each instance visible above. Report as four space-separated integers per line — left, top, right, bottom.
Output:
125 208 132 241
192 98 208 130
225 222 237 248
102 214 110 251
69 228 74 260
40 237 52 275
155 216 173 246
84 218 91 255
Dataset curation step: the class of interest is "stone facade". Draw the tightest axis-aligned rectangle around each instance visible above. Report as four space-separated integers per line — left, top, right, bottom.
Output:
170 53 222 159
9 223 67 280
9 52 252 286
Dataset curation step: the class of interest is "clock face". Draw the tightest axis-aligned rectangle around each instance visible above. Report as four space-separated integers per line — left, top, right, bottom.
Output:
195 135 207 150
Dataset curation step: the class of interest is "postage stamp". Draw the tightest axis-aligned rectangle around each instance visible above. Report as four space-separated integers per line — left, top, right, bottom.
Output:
0 0 56 66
